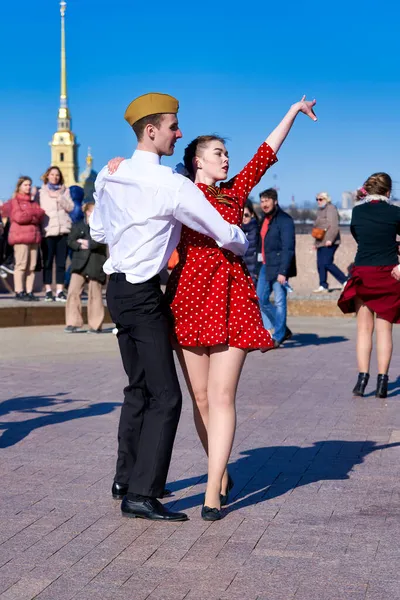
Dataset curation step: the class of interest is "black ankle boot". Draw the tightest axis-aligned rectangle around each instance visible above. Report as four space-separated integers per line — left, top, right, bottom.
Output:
352 373 370 397
375 374 389 399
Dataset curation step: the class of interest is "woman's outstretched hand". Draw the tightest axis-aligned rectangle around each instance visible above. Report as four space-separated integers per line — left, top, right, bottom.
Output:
265 95 317 153
294 95 317 121
108 157 125 174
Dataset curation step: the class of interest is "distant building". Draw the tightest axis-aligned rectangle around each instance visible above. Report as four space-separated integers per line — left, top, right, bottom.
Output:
342 191 356 209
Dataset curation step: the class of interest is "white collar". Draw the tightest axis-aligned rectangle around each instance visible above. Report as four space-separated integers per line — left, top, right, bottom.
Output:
356 194 392 206
132 149 161 165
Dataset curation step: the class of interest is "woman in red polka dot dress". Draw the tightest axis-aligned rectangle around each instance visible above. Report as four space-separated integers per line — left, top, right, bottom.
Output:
107 96 317 520
166 96 317 520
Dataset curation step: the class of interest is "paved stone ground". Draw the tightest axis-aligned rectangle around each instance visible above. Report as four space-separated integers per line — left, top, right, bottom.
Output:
1 318 400 600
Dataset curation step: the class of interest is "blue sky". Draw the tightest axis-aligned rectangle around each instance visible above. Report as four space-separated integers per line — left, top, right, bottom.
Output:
1 0 399 206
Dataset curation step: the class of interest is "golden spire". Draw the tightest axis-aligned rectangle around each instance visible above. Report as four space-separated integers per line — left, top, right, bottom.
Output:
86 147 93 167
50 0 78 186
58 1 70 128
60 2 67 105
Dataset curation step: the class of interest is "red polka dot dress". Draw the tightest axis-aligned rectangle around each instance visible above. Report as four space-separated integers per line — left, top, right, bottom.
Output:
166 142 278 349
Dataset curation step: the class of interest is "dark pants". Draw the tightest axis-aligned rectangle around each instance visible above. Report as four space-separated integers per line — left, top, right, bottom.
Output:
42 235 68 285
106 273 182 498
65 247 73 287
0 219 14 267
317 246 347 288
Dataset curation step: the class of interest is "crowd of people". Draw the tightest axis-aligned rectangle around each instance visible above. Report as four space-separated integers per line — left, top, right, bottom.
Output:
1 91 399 525
0 167 107 333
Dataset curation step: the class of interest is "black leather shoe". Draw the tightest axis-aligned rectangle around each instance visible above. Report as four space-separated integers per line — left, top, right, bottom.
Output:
121 496 188 521
112 482 172 500
220 474 234 507
201 505 222 521
375 374 389 398
352 372 370 397
112 482 128 499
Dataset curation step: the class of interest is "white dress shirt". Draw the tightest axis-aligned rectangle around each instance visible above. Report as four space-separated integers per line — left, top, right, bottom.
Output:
89 150 248 284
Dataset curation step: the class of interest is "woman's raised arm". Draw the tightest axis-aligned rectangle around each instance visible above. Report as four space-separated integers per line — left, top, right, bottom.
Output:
266 96 317 154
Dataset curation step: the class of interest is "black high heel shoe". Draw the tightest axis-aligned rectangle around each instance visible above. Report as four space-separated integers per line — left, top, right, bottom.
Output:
352 373 370 397
201 504 222 521
375 374 389 398
220 474 234 507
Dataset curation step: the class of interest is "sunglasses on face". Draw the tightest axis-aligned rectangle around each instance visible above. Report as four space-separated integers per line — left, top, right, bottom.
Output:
316 198 324 202
243 213 251 217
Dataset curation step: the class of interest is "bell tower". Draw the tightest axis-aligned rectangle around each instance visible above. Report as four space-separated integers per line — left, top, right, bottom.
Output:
49 1 78 186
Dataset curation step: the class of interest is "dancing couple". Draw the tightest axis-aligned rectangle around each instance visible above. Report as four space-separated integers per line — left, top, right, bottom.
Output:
91 92 317 522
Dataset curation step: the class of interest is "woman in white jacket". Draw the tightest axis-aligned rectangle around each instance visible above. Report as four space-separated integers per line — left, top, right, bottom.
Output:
39 166 74 301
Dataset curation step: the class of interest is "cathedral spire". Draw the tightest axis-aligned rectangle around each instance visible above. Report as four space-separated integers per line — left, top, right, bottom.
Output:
49 0 78 186
60 1 67 109
58 1 70 129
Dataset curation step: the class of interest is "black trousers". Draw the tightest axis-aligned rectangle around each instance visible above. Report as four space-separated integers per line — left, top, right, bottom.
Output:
42 235 68 285
106 273 182 497
0 219 14 267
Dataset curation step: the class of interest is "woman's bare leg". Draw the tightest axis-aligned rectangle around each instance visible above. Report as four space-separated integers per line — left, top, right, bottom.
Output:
204 345 247 509
175 345 210 453
355 297 374 373
375 317 393 374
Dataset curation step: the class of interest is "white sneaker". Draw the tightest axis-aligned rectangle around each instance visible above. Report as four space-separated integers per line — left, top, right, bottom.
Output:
312 286 329 294
0 267 7 279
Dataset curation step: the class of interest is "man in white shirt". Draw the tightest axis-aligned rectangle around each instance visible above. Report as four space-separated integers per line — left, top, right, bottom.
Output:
90 92 248 522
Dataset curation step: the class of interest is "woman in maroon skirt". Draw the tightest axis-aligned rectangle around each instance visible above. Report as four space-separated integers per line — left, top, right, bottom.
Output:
338 173 400 398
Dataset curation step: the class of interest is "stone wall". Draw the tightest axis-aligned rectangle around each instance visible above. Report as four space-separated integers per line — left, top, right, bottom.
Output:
289 233 357 295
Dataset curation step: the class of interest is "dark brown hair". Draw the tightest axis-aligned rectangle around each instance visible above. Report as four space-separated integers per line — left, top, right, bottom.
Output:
183 135 226 179
132 113 164 141
259 188 278 202
41 166 64 186
244 199 259 222
13 176 32 198
357 172 392 201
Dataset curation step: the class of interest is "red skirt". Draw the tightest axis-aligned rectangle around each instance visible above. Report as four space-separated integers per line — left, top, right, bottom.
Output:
338 265 400 323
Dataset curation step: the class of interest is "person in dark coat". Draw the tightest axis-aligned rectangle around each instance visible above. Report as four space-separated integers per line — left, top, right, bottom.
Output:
241 200 260 285
65 199 107 333
65 185 85 288
256 188 296 347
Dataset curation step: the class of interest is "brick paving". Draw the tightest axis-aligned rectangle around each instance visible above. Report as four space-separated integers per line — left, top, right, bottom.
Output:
0 317 400 599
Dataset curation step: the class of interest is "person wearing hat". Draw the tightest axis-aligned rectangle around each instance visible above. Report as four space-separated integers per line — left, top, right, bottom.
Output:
65 199 107 333
89 92 248 522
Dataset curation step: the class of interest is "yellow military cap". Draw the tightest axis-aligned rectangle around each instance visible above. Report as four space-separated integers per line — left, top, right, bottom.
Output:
124 93 179 126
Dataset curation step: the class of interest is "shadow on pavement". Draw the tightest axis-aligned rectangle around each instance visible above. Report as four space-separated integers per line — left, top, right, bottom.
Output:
168 439 400 513
283 333 349 347
0 393 119 448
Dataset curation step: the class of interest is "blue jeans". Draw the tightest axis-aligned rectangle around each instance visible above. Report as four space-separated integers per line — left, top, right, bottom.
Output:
256 265 287 343
317 246 347 288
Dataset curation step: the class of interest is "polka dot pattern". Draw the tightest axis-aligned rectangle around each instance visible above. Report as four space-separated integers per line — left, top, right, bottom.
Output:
166 142 278 350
